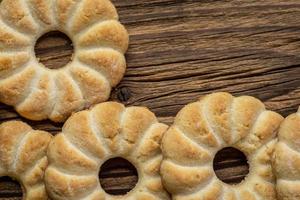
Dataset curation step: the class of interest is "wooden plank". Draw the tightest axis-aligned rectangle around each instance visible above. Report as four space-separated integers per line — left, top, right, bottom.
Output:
0 0 300 198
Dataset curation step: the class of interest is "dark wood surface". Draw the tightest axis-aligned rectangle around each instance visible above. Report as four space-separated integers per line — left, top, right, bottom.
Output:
1 0 300 199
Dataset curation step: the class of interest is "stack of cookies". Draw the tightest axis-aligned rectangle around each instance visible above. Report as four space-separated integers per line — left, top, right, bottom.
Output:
0 0 298 199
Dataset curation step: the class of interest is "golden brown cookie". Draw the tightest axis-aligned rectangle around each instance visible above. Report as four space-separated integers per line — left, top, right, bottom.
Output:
160 92 283 200
0 0 129 122
0 121 52 199
273 107 300 200
45 102 170 200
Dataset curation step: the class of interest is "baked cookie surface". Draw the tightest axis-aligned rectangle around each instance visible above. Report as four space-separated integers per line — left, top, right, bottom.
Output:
45 102 170 200
0 0 129 122
0 121 52 200
160 92 283 200
273 107 300 200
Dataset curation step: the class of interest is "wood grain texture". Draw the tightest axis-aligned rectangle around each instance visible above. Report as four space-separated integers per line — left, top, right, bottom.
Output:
1 0 300 199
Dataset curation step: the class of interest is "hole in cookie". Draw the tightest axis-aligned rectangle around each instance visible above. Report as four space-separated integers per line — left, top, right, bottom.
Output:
35 31 74 70
0 176 23 198
99 157 138 195
213 147 249 185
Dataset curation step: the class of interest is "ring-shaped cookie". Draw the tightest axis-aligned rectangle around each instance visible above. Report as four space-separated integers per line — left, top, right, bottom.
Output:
0 0 129 122
160 92 283 200
273 107 300 200
0 121 52 199
45 102 170 200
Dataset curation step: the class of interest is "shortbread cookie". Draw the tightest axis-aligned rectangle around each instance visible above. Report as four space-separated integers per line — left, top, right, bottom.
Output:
0 0 129 122
273 107 300 200
45 102 170 200
0 121 52 199
160 92 283 200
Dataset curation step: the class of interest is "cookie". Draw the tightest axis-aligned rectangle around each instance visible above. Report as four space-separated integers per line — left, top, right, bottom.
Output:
0 0 129 122
0 121 52 199
45 102 170 199
273 107 300 200
160 92 283 200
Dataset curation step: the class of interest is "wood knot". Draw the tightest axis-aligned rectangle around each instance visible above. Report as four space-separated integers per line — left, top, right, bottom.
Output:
117 87 131 102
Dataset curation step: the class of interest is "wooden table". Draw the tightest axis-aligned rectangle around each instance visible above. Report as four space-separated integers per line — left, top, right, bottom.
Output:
1 0 300 199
